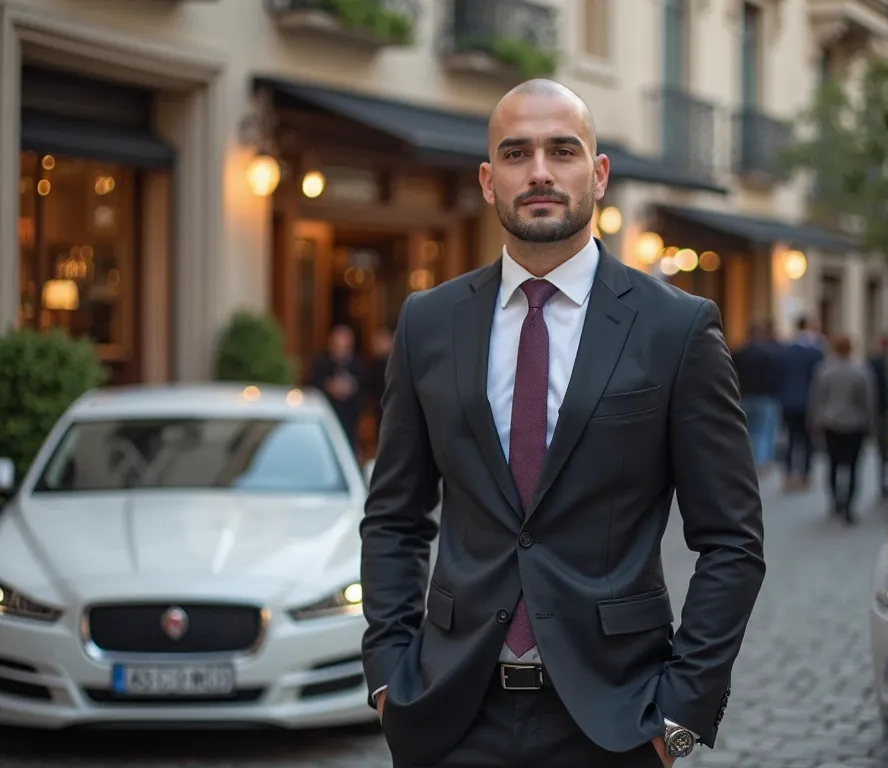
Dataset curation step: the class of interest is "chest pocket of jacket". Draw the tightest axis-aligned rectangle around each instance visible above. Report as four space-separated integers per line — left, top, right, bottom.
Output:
592 385 661 420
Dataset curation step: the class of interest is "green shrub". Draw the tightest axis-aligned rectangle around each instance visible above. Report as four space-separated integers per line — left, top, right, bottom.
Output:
0 327 107 483
330 0 414 44
213 311 295 386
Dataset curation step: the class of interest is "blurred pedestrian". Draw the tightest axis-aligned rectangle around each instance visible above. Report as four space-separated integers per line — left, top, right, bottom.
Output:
775 316 824 490
868 334 888 497
733 321 781 469
365 326 393 453
309 325 364 453
808 334 877 522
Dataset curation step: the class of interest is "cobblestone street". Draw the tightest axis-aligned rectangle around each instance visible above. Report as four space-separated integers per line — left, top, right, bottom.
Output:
1 451 886 767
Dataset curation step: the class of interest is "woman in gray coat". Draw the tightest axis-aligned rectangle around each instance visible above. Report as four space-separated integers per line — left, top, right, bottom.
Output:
809 334 878 522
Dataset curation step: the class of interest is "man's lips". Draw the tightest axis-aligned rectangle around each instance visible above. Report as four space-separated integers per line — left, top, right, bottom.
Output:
521 198 563 206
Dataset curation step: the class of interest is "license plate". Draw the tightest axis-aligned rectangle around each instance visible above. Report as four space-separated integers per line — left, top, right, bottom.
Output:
111 663 235 696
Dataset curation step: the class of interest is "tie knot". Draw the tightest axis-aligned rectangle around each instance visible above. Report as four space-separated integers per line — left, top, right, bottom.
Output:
521 279 558 309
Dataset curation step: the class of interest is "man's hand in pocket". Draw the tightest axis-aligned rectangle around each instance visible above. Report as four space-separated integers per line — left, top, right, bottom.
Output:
376 689 387 722
652 737 675 767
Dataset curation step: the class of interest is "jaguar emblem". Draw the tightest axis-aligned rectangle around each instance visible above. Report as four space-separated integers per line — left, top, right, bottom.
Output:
160 606 189 641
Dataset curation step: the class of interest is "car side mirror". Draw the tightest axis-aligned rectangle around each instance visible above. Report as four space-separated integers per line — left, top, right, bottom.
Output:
362 459 375 487
0 458 14 493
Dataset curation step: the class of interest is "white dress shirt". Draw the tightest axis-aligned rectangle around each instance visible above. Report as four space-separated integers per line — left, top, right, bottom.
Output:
491 236 599 663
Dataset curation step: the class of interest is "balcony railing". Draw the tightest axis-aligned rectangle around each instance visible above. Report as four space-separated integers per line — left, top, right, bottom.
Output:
808 0 888 45
264 0 420 47
439 0 559 80
733 109 793 185
646 87 721 185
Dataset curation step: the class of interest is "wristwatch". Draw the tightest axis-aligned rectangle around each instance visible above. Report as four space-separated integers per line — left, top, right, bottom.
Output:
664 721 697 758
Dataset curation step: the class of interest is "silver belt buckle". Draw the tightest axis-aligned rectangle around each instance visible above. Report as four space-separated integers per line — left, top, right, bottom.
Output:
500 663 543 690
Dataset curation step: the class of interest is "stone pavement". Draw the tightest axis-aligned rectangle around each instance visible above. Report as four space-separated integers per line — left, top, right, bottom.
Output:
1 451 886 767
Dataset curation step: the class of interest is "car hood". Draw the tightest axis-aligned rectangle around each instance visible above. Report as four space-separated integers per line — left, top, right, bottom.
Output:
1 492 363 604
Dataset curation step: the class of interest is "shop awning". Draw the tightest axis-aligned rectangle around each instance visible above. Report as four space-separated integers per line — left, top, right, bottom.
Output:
20 111 175 169
657 204 858 253
253 75 726 194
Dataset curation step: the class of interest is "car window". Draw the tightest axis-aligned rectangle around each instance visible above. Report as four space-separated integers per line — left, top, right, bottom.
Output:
32 418 349 493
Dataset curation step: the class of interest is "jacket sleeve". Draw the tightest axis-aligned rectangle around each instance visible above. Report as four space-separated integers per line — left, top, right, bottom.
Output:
655 300 766 747
359 292 441 707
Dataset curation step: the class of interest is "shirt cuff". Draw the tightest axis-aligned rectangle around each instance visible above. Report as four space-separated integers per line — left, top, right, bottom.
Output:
372 685 387 703
664 716 700 741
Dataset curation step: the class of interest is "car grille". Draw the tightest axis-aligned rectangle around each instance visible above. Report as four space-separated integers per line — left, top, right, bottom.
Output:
87 603 263 654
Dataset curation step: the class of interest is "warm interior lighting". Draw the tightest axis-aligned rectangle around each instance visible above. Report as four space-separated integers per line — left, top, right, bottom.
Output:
246 154 281 197
635 232 664 264
699 251 721 271
42 279 79 311
660 256 680 276
783 250 807 280
597 206 622 235
301 170 326 199
675 248 699 272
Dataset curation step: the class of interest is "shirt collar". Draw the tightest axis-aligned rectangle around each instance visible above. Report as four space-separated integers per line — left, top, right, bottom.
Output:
499 235 600 309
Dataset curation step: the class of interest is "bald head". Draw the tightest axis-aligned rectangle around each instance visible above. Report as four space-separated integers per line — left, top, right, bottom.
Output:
488 79 597 156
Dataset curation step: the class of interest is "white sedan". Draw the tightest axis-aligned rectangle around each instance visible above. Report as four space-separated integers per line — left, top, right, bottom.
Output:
0 383 377 730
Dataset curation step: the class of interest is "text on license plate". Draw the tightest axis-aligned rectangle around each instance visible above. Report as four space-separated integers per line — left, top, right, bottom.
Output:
112 663 235 696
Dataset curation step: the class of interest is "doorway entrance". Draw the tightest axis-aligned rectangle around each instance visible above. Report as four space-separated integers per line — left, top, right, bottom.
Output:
275 219 446 365
272 218 452 456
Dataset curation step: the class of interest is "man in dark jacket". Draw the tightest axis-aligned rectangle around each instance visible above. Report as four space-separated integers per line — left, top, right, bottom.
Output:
309 325 364 453
775 316 824 489
733 321 781 469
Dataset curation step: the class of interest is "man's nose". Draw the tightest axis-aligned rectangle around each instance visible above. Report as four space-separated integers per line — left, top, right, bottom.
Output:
528 150 555 187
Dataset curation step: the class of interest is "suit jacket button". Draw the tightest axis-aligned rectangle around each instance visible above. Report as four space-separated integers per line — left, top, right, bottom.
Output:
519 532 533 548
496 609 511 624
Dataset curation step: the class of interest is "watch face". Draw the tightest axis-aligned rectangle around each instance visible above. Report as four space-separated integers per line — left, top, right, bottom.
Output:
666 729 696 758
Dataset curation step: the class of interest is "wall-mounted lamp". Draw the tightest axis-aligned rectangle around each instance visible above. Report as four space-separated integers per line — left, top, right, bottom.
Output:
239 90 286 198
302 170 326 199
598 206 622 235
246 153 282 197
783 249 807 280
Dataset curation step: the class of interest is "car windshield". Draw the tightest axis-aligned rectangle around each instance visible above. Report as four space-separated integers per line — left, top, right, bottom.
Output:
32 417 349 493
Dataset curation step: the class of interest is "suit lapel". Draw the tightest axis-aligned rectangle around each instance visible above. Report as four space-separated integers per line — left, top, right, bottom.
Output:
454 262 523 517
526 246 638 518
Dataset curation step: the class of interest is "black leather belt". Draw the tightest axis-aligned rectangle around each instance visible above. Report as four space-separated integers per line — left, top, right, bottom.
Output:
496 663 552 690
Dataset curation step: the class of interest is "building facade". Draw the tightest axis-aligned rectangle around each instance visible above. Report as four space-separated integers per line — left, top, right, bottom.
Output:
0 0 885 386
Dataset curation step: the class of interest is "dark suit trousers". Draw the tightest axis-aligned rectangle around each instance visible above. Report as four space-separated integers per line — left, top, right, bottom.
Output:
391 674 664 768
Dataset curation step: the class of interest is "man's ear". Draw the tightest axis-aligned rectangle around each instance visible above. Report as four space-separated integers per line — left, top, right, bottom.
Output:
479 162 495 205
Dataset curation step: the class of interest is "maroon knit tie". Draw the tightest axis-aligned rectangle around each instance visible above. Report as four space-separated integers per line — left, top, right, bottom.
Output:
504 278 558 657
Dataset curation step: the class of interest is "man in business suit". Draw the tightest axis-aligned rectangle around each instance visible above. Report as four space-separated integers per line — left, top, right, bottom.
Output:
360 79 765 767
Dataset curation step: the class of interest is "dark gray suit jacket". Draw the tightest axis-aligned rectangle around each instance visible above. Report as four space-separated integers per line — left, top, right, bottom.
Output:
360 243 765 765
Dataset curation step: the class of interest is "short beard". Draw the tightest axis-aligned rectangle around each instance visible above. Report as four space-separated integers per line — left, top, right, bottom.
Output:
495 190 595 244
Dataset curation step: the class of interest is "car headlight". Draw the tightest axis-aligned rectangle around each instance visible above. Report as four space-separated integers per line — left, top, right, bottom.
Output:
287 582 363 620
0 582 63 622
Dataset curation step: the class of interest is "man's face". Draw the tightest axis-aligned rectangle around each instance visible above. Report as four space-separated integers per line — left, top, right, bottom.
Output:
329 329 353 358
479 93 608 244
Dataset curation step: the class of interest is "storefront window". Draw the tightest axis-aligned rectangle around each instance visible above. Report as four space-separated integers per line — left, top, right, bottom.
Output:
18 151 135 361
